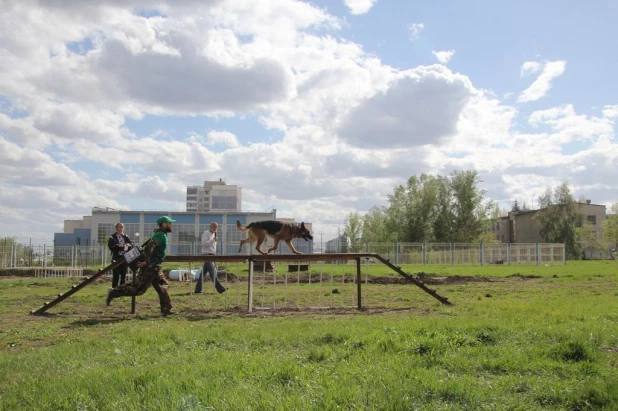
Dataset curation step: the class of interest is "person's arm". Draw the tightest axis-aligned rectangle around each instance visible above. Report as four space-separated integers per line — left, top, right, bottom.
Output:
107 235 117 252
202 230 215 248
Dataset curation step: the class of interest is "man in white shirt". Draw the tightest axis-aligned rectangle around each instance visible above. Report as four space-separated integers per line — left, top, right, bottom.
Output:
195 222 226 294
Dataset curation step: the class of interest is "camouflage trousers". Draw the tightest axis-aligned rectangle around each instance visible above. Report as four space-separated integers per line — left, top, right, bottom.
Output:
109 264 172 312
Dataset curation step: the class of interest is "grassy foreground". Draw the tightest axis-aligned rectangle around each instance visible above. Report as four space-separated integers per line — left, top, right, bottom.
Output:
1 261 617 410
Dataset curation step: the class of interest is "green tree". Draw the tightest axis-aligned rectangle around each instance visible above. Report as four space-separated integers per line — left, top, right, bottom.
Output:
490 202 502 223
381 170 494 243
478 231 500 244
432 175 454 242
343 212 364 252
384 183 409 242
385 174 440 242
342 170 498 244
534 183 584 259
575 223 606 259
477 203 502 244
361 206 389 243
602 203 618 252
450 170 495 242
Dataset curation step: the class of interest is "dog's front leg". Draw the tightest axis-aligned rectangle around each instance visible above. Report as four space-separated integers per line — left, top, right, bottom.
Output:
285 240 303 255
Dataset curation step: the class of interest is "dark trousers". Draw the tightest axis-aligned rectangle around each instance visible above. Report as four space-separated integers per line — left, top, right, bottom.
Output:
195 259 226 293
109 264 172 312
111 262 128 288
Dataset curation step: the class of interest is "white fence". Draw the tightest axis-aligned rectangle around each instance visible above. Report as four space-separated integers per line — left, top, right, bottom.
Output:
0 241 565 268
327 242 566 266
34 267 84 278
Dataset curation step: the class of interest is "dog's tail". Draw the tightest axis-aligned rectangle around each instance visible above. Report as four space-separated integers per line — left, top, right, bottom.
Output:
236 220 248 231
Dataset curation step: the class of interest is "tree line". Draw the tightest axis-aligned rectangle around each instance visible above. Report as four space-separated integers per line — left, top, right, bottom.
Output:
341 171 618 259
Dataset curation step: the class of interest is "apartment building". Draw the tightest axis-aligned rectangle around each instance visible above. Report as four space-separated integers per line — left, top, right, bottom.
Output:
186 179 242 213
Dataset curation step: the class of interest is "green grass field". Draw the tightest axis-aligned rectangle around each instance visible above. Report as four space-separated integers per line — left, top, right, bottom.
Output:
1 260 617 410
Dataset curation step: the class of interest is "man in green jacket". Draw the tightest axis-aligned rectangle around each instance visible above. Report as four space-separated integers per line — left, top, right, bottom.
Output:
106 216 176 316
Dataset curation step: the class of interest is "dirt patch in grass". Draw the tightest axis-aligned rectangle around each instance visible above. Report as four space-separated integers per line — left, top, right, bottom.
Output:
250 274 505 285
0 270 36 277
367 275 499 285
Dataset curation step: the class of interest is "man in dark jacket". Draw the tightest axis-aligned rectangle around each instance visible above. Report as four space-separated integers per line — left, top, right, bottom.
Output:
106 216 176 316
107 223 133 287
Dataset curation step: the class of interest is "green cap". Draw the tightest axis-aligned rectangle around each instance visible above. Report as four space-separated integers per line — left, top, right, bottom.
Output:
157 216 176 226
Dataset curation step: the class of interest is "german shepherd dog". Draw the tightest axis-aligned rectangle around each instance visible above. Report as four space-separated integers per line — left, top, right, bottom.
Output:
236 220 313 255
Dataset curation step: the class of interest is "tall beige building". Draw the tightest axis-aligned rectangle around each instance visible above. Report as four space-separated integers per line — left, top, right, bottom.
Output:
186 179 242 212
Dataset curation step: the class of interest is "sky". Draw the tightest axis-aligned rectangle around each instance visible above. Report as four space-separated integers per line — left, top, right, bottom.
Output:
0 0 617 245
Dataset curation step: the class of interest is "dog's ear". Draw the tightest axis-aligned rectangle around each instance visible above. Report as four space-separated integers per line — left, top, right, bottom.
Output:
300 222 305 228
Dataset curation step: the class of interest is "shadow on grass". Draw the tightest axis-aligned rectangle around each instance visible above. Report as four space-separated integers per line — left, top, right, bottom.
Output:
57 311 234 327
62 316 141 328
36 305 433 328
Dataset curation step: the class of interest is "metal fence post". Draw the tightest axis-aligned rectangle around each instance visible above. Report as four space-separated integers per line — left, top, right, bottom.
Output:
394 242 398 265
451 242 454 265
507 243 511 265
480 242 483 266
356 257 362 310
422 242 426 265
248 260 254 313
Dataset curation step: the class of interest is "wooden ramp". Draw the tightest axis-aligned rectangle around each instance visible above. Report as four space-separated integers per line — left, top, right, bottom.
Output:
30 260 123 315
370 253 451 305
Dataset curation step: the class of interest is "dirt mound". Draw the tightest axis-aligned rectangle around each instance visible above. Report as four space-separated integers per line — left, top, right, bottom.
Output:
0 269 36 277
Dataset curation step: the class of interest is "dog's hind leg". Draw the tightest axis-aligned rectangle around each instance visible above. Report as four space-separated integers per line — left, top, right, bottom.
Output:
238 237 254 253
255 238 269 255
266 238 281 254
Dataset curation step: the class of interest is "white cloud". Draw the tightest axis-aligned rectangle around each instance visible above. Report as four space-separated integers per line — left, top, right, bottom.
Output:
528 104 613 144
206 130 240 148
520 61 542 77
0 137 82 187
343 0 377 15
408 23 424 42
31 102 126 142
518 60 567 103
338 65 474 148
431 50 455 64
602 105 618 118
95 39 293 115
